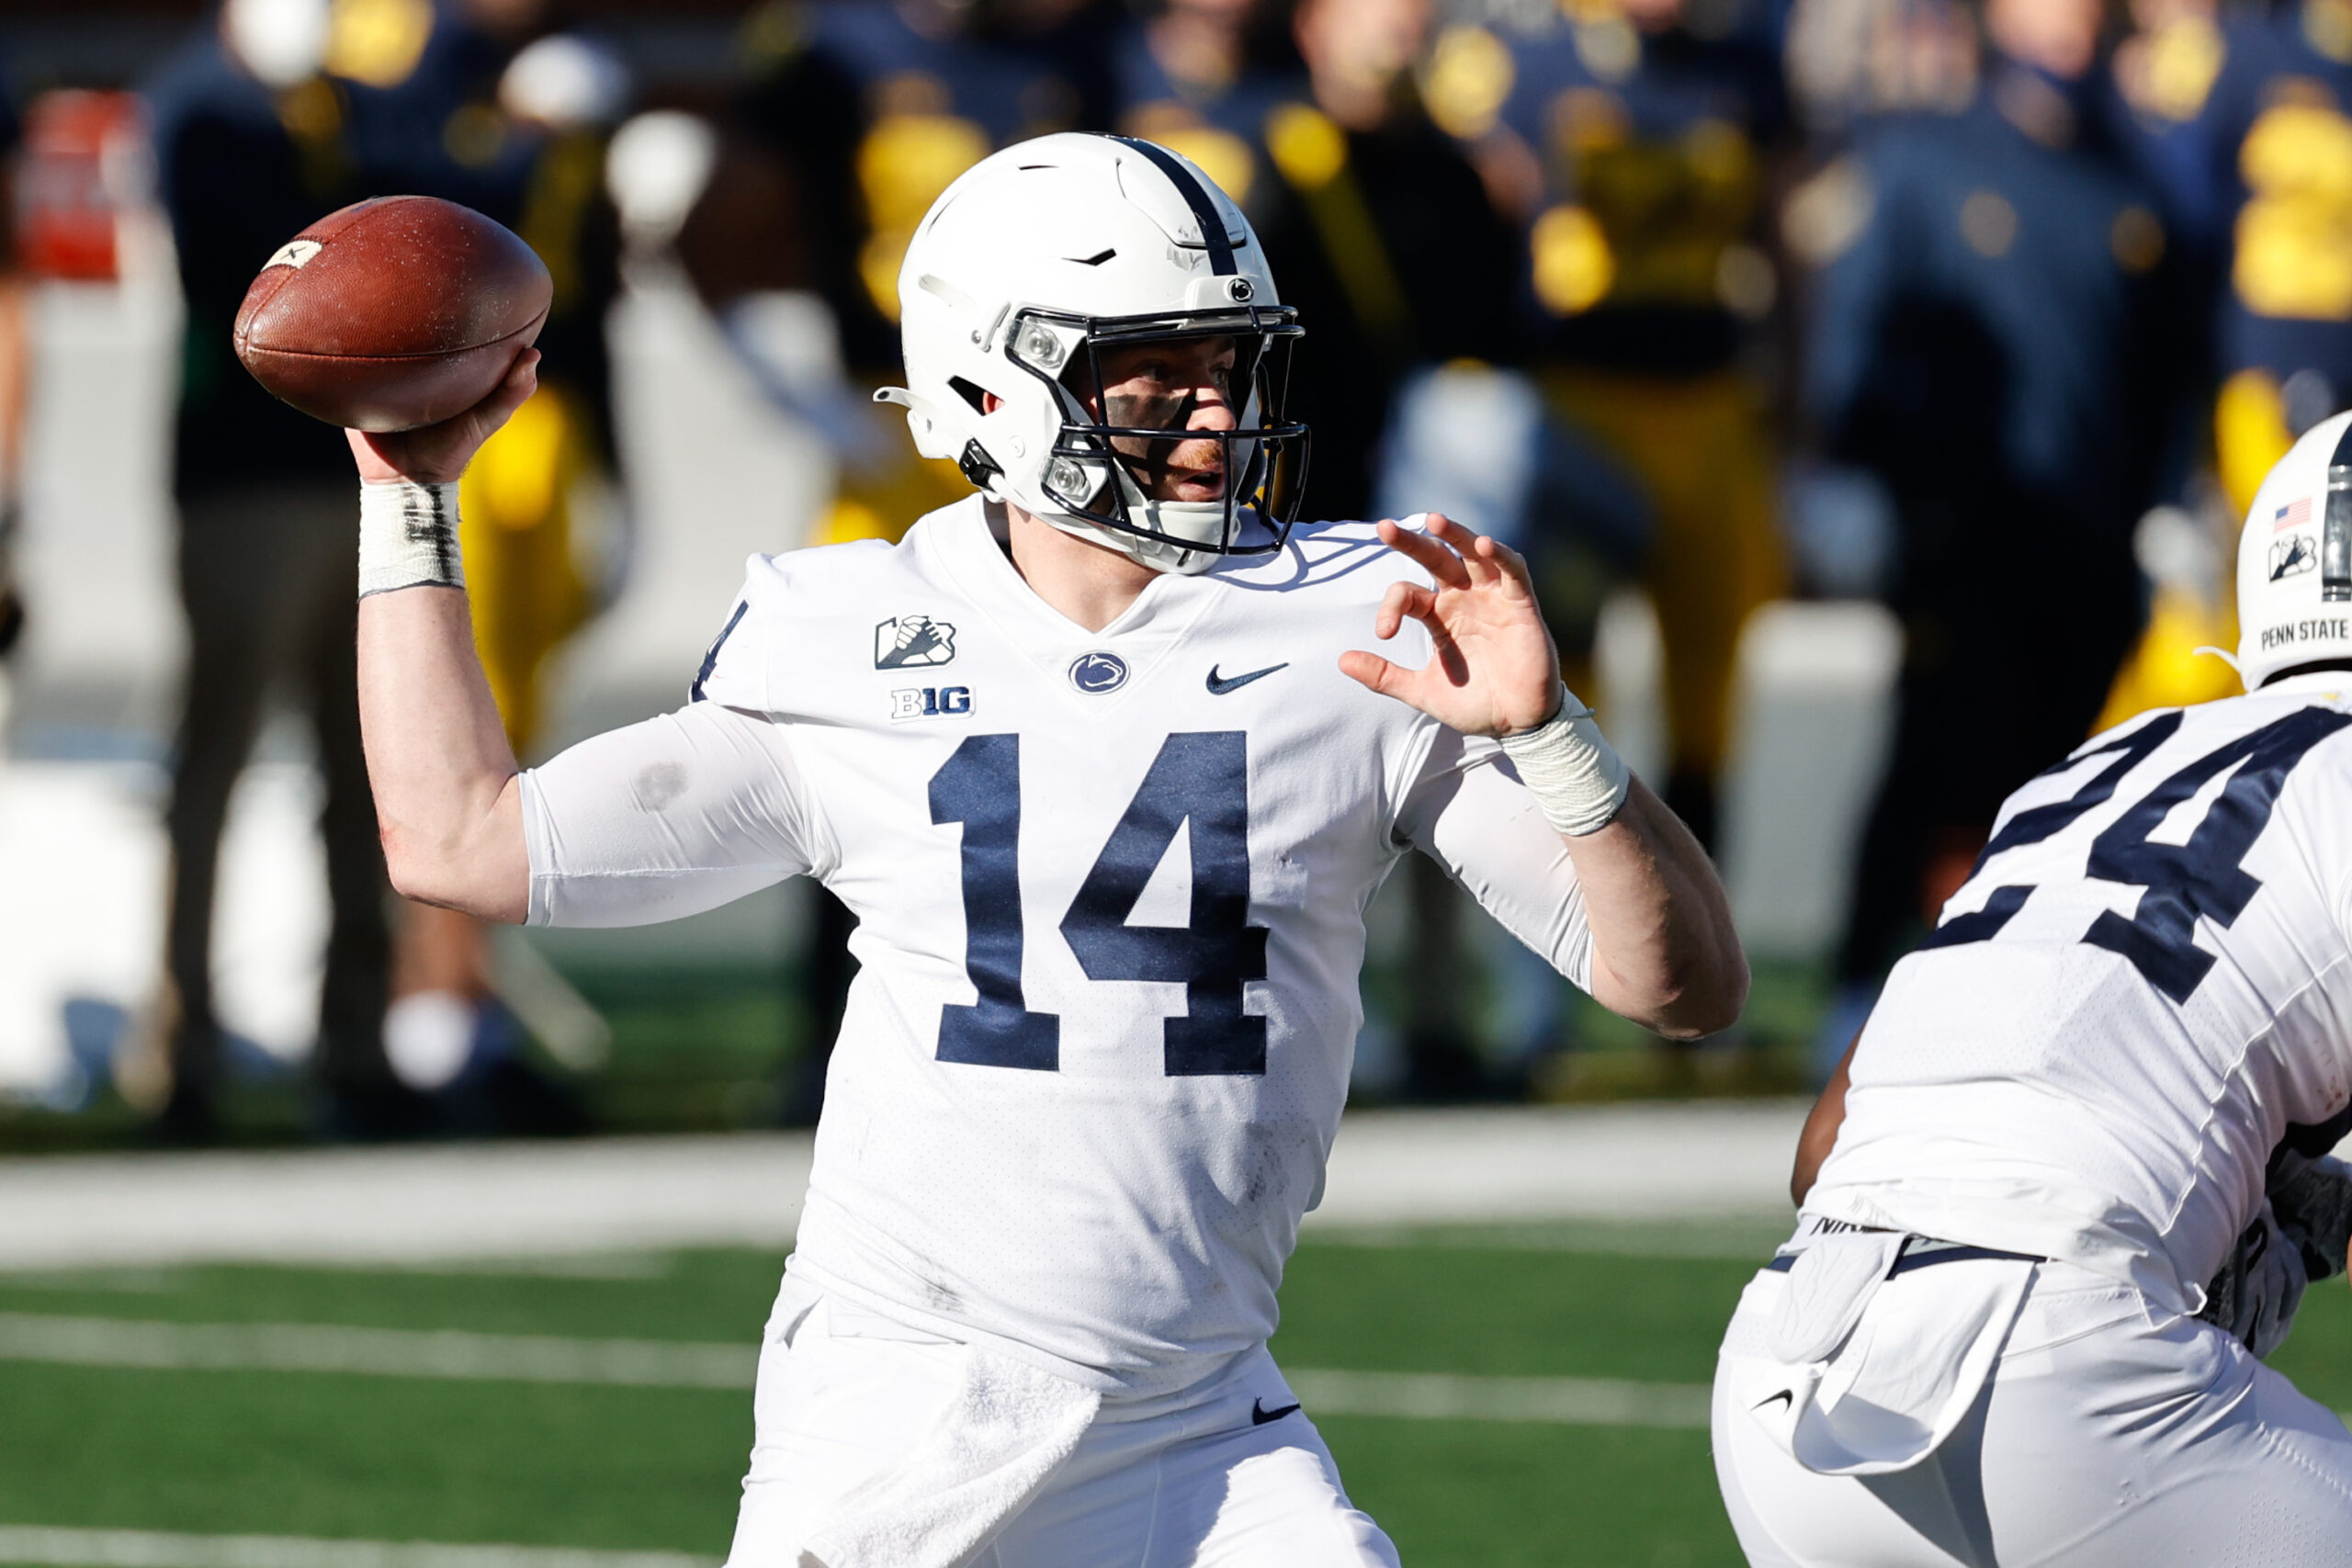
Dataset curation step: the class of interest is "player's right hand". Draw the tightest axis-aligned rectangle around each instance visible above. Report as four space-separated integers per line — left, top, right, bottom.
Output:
345 348 539 487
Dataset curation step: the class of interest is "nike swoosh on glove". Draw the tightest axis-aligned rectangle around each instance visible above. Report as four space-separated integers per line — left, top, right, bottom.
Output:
2199 1199 2308 1360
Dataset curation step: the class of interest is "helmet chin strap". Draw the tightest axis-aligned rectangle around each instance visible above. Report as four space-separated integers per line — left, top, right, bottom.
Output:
1033 498 1226 576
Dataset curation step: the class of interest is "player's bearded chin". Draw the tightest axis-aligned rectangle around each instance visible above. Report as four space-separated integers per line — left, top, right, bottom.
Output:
1104 389 1228 500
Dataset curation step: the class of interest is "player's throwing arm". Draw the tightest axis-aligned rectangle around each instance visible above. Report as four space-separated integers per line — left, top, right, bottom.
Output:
344 354 539 924
231 196 547 922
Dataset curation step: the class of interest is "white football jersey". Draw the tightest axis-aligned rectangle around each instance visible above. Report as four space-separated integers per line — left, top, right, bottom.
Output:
1810 676 2352 1313
518 497 1595 1395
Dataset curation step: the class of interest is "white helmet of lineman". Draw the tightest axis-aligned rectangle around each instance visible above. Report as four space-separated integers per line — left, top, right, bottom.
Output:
2237 410 2352 689
876 132 1309 575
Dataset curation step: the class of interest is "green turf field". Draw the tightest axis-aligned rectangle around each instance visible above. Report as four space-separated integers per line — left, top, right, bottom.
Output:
6 1233 2352 1568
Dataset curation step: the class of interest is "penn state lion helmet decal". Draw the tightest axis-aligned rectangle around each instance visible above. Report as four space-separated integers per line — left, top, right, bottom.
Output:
877 132 1310 576
2238 411 2352 689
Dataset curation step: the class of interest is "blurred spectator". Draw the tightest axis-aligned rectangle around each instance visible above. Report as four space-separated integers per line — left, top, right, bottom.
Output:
2092 0 2238 728
1110 0 1306 231
1250 0 1520 523
1796 0 2185 1069
2173 0 2352 520
1783 0 1977 139
1466 0 1793 853
2106 0 2232 265
0 71 28 691
376 6 622 1128
694 0 1118 551
683 0 1117 1122
138 0 398 1138
129 0 605 1138
1241 0 1536 1098
2098 0 2352 731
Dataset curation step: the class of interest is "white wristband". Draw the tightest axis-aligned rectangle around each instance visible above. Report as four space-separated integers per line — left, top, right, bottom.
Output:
1498 682 1632 837
358 479 464 597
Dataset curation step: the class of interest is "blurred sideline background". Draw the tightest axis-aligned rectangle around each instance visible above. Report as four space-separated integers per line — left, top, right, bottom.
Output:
0 0 1984 1140
0 252 1897 1120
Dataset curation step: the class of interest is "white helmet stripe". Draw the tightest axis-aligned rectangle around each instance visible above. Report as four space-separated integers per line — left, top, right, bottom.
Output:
1112 135 1237 276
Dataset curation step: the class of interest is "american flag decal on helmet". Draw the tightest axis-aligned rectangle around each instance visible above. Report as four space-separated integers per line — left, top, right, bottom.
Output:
2278 496 2313 530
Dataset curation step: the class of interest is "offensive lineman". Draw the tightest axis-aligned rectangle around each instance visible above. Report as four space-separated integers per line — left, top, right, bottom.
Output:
347 134 1745 1564
1713 419 2352 1563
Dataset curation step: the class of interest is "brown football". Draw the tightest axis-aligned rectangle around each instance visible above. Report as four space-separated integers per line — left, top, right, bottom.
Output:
233 196 553 433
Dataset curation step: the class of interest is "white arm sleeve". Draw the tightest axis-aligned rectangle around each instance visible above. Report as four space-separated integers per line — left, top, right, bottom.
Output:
519 700 825 929
1396 727 1596 992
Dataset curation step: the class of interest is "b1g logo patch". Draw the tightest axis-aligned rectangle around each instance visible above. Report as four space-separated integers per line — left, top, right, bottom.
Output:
890 686 972 721
876 615 956 669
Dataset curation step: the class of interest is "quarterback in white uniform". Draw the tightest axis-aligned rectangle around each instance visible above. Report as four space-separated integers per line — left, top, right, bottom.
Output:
1714 417 2352 1564
344 135 1744 1567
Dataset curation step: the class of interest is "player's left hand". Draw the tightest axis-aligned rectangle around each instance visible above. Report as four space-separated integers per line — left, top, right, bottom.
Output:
2200 1200 2309 1359
2270 1149 2352 1282
1340 513 1564 738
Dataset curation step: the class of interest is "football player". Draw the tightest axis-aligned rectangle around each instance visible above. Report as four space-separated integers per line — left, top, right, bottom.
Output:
1712 418 2352 1562
346 134 1745 1565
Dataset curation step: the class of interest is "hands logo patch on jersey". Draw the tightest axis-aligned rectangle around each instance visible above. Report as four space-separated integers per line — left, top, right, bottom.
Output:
2273 534 2318 581
1069 651 1130 694
876 615 956 669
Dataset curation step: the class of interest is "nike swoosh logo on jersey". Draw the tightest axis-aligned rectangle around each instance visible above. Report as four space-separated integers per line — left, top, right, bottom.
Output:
1251 1398 1302 1426
1754 1389 1794 1412
1207 662 1289 695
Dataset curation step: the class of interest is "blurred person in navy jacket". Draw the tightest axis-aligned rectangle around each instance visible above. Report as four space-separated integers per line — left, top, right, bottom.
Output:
141 0 399 1139
1796 0 2186 1060
138 0 604 1138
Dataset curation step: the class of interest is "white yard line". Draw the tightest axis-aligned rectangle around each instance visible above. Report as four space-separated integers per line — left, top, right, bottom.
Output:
0 1314 754 1390
1285 1368 1710 1429
0 1528 714 1568
0 1312 1713 1428
0 1106 1807 1272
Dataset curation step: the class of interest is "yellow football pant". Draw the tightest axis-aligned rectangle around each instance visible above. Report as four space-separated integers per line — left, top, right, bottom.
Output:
458 381 598 757
1540 367 1785 784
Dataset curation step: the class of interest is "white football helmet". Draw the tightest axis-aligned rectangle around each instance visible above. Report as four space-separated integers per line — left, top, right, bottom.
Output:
877 132 1309 574
2237 410 2352 689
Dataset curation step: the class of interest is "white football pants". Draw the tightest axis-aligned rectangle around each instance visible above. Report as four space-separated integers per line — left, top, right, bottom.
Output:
1713 1259 2352 1565
725 1283 1401 1568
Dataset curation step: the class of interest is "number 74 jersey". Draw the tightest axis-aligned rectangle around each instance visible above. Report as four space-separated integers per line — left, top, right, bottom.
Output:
518 498 1596 1395
1812 679 2352 1314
